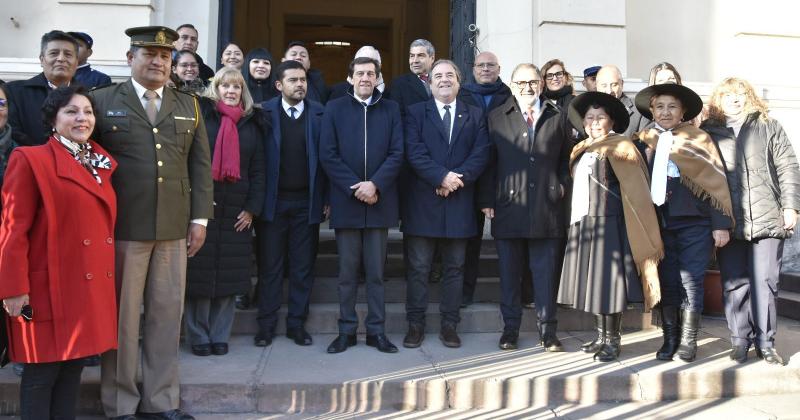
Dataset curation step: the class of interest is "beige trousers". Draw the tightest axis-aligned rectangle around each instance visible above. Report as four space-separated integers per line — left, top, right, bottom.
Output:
101 239 187 416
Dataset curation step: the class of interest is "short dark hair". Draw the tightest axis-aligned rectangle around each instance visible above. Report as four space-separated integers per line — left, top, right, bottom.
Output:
172 50 200 66
348 57 380 78
274 60 306 82
286 40 306 51
40 30 79 57
41 85 95 132
176 24 197 33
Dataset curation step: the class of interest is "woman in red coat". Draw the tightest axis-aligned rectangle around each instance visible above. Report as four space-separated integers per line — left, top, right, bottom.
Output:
0 86 117 419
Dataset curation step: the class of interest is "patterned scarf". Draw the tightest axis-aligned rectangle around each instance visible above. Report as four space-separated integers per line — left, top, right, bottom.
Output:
570 133 663 309
637 122 734 220
212 101 243 182
54 135 111 184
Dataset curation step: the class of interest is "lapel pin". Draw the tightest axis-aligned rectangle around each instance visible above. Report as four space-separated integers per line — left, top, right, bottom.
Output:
458 114 462 118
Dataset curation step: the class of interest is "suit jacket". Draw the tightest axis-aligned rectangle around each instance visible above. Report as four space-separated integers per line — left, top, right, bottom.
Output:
0 139 118 363
402 99 489 238
319 88 404 229
6 73 79 146
89 80 214 241
261 97 327 224
74 64 112 89
477 96 572 239
387 72 429 118
620 94 645 138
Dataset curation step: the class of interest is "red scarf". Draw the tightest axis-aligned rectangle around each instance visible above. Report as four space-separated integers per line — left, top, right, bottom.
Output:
212 101 243 182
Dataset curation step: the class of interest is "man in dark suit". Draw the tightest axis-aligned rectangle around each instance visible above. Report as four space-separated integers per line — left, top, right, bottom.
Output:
90 26 213 420
387 39 435 117
477 63 571 352
254 60 327 348
68 31 112 89
596 65 643 137
401 59 489 349
7 30 78 146
320 57 404 354
283 41 329 104
174 24 215 81
457 50 513 307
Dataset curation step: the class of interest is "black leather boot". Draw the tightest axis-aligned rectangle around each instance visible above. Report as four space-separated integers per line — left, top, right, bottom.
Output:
594 313 622 362
676 310 701 362
581 314 605 353
656 305 680 361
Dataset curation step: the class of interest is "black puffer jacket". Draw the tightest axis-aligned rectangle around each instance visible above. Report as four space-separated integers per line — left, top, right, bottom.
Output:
186 100 268 298
702 112 800 241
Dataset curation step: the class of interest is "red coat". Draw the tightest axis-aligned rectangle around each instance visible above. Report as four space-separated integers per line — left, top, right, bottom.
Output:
0 138 118 363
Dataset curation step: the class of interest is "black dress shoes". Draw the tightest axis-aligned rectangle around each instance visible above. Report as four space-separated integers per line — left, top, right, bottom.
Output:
729 345 749 363
366 334 398 353
190 344 211 357
211 343 228 355
327 334 357 353
234 294 250 310
542 335 564 352
286 327 313 346
498 329 519 350
403 324 425 348
138 409 195 420
439 324 461 348
756 347 786 366
254 331 273 347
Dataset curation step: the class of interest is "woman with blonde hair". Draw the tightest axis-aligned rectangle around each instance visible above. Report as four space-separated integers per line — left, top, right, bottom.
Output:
701 77 800 365
184 67 266 356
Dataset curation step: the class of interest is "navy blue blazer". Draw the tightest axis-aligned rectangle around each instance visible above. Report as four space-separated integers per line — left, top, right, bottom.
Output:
260 97 327 224
319 88 404 229
402 99 489 238
386 72 429 119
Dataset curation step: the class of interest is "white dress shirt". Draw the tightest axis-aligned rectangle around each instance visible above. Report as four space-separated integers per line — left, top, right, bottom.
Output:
434 98 456 141
282 99 305 118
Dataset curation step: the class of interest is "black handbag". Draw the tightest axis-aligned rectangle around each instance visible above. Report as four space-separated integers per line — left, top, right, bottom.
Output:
0 309 9 368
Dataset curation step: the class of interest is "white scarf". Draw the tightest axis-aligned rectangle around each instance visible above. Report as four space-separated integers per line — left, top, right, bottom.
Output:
570 151 598 224
650 125 679 206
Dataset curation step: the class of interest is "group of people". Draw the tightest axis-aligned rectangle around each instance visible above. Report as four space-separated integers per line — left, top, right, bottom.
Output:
0 22 797 420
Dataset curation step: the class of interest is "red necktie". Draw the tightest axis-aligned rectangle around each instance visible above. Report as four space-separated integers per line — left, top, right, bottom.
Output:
419 74 428 83
526 107 534 129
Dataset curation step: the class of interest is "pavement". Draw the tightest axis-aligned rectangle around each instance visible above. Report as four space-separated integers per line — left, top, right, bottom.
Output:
1 316 800 418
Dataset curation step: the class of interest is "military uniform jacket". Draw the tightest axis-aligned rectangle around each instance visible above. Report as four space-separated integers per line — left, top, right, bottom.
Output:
89 80 214 241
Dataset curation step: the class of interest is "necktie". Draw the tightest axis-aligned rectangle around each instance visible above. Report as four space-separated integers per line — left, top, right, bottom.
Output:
419 74 431 97
289 106 297 119
442 104 452 144
526 107 534 129
144 90 158 125
650 130 674 206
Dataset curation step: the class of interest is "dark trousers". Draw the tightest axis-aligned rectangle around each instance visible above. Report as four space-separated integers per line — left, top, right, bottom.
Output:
659 223 713 313
20 358 85 420
718 238 783 349
335 228 388 335
255 199 319 332
462 211 484 301
496 238 561 335
405 235 467 327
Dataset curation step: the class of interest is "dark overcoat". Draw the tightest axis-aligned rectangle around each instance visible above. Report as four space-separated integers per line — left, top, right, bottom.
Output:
386 72 429 118
6 73 78 146
477 96 571 239
319 88 404 229
402 99 489 238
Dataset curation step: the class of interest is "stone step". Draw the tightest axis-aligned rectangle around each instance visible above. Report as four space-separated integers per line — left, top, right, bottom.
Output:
3 317 799 416
230 303 653 335
780 272 800 294
777 290 800 320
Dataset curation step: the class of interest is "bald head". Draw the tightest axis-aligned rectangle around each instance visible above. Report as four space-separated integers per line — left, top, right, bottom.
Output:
596 65 624 98
473 51 501 84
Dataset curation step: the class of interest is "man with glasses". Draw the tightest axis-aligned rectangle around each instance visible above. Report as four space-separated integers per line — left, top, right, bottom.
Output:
457 51 512 307
477 63 571 351
595 65 643 136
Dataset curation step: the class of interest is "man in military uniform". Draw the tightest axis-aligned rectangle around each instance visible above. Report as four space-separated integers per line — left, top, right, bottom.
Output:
90 26 213 420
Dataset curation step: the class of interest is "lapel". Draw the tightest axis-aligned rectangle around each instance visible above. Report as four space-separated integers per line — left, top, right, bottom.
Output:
410 73 429 101
450 101 469 146
120 80 150 123
426 100 448 144
51 139 114 214
305 100 323 179
269 98 282 154
155 87 177 126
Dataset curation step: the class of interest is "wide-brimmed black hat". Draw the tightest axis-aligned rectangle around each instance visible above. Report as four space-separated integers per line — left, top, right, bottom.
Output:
568 91 630 137
634 83 703 121
125 26 178 49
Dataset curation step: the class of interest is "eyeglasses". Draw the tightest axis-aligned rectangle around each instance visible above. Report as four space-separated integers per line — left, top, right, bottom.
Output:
544 71 566 80
512 80 541 89
474 62 497 70
0 99 6 110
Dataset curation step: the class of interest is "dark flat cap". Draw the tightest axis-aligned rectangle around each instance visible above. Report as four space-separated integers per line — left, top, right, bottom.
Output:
67 32 93 48
583 66 601 78
125 26 178 49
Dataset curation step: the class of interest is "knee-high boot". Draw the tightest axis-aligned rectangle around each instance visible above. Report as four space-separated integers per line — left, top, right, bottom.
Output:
581 314 604 353
676 310 701 362
594 313 622 362
656 305 680 360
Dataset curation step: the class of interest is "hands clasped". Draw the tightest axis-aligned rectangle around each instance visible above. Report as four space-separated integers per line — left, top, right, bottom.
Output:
437 172 464 197
351 181 379 205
